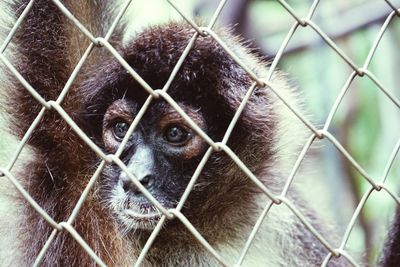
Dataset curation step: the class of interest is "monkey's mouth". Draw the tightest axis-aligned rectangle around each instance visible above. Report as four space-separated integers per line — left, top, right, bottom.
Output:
110 184 165 231
119 201 162 230
124 204 161 221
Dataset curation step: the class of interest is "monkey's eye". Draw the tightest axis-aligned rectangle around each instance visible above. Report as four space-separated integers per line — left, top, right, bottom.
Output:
112 121 130 140
164 125 190 145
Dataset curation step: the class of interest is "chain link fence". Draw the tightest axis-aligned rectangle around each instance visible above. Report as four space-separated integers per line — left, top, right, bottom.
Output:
0 0 399 266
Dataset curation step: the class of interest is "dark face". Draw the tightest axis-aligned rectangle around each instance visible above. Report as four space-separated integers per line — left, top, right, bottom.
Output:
101 98 207 231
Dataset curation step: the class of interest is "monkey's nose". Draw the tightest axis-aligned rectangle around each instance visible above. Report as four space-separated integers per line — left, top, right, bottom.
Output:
122 174 154 194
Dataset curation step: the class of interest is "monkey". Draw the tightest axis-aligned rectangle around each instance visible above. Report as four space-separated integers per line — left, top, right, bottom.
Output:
380 209 400 266
0 0 347 266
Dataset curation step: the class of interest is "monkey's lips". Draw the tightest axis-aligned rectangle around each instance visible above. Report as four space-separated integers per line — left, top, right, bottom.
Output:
111 185 164 230
124 206 160 221
120 201 162 230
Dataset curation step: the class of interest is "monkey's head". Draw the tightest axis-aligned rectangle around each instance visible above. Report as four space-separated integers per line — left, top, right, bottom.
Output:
79 23 278 233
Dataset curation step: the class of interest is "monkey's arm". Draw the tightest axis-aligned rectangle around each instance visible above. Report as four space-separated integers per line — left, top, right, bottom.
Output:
7 0 115 147
0 2 123 265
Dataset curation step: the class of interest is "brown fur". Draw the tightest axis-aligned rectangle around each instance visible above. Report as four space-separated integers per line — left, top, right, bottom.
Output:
2 1 130 265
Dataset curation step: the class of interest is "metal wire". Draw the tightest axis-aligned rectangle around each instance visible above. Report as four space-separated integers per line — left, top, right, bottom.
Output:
0 0 399 266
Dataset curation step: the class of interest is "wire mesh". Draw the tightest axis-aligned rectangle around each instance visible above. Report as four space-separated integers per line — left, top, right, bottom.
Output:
0 0 399 266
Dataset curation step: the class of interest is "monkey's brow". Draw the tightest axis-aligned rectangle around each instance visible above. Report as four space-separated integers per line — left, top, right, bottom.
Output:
80 113 103 117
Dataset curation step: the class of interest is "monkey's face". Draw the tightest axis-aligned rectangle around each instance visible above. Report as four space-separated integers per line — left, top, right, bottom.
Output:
101 98 207 231
79 23 275 234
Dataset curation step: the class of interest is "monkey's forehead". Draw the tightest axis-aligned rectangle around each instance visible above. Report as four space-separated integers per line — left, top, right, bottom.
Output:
82 23 254 105
120 22 252 87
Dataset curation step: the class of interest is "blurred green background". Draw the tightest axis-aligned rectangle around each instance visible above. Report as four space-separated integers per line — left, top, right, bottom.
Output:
1 0 399 265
